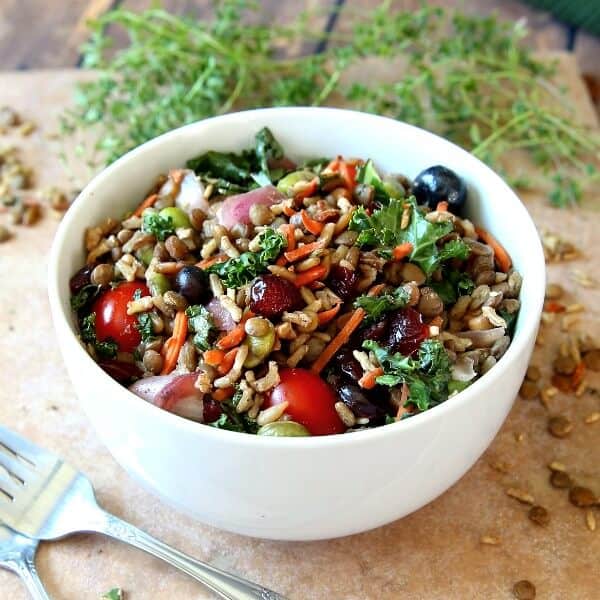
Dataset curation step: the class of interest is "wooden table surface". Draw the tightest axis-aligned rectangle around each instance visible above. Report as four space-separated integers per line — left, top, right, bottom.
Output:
0 3 599 599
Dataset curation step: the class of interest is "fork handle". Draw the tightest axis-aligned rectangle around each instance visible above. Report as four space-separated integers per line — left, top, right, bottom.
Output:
94 511 286 600
11 547 51 600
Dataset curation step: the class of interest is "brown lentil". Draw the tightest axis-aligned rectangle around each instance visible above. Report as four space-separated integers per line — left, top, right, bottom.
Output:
90 264 114 287
528 505 550 527
22 203 41 226
163 290 188 311
548 415 573 438
550 470 572 489
553 355 577 375
418 287 444 318
401 262 426 286
569 486 597 508
189 208 207 231
513 580 536 600
525 365 541 381
0 224 11 243
165 235 188 260
142 349 163 374
545 282 564 299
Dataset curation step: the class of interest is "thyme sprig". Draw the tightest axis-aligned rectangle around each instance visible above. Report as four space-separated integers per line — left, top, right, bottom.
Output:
61 0 599 207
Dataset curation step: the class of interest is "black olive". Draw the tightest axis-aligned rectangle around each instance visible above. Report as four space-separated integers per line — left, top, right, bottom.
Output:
174 266 210 304
412 165 467 215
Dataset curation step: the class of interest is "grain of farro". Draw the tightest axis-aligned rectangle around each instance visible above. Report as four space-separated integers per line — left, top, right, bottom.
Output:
257 401 289 426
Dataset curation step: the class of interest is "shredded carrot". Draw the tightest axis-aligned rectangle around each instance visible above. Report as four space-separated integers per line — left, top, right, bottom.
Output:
338 160 357 190
367 283 386 296
301 210 324 235
284 240 323 263
133 193 158 217
311 307 366 374
212 387 235 402
216 322 246 351
294 177 319 201
317 303 341 326
204 349 225 367
571 361 586 389
217 347 239 375
429 315 444 329
392 242 414 261
282 224 296 252
196 254 228 270
544 301 565 313
169 169 185 186
436 201 449 212
358 367 384 390
283 204 297 217
160 311 188 375
294 265 327 288
475 226 512 273
325 158 341 172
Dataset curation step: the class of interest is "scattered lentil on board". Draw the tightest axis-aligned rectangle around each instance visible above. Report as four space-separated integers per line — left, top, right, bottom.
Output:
550 470 573 489
568 486 597 508
513 580 536 600
528 505 550 527
547 415 573 438
519 380 539 400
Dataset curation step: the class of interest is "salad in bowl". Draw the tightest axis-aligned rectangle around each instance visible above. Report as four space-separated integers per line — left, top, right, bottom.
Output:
69 128 521 437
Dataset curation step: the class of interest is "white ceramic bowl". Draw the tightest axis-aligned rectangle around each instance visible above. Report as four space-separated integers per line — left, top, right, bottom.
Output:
48 108 544 540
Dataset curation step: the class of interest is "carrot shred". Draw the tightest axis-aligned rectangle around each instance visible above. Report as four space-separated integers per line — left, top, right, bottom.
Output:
204 349 225 367
429 315 444 329
294 177 319 200
317 303 341 326
338 161 357 190
216 322 246 351
283 205 297 217
475 226 512 273
217 347 239 375
284 240 323 263
367 283 386 296
301 210 324 235
311 307 366 374
436 201 449 212
133 193 158 217
358 367 384 390
571 361 586 389
282 224 296 252
196 254 228 270
392 242 414 261
544 301 565 313
212 387 235 402
294 265 327 288
160 310 188 375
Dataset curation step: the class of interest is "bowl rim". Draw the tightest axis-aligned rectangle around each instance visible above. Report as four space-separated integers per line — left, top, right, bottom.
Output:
48 106 545 449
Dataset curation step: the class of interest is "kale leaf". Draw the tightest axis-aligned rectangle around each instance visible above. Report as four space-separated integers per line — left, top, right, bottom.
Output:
185 305 215 350
363 338 452 411
254 127 285 183
499 309 518 336
354 285 410 323
438 239 471 262
187 149 254 184
101 589 123 600
70 284 101 312
207 228 286 288
208 393 259 433
355 159 404 203
136 312 155 343
80 312 118 358
142 211 175 241
430 269 475 304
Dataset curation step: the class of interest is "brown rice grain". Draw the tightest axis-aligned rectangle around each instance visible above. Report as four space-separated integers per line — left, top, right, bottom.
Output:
252 361 280 393
586 510 596 532
548 461 567 472
584 412 600 424
287 344 309 367
480 535 501 545
506 487 535 505
335 402 356 427
257 401 289 426
296 256 320 272
267 265 297 282
276 322 296 340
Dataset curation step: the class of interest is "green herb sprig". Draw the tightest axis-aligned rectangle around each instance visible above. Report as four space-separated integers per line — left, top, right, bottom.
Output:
61 1 599 207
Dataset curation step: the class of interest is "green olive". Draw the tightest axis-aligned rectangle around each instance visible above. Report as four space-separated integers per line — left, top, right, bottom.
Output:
148 272 171 296
243 328 275 367
257 421 310 437
159 206 191 229
137 246 154 266
276 170 315 197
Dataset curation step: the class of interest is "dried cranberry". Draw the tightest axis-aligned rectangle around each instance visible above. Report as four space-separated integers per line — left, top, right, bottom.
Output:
328 265 359 300
357 318 388 344
333 348 363 381
249 274 303 318
385 307 428 356
338 384 384 419
69 264 95 294
203 397 223 423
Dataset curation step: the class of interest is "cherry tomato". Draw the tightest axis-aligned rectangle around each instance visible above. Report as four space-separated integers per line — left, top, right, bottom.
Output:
92 281 149 353
264 368 345 435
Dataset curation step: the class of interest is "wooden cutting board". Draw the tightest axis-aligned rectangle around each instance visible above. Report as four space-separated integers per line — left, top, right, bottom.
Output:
0 57 599 600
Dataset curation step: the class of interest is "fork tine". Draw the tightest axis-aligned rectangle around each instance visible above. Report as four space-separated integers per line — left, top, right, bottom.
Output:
0 426 55 467
0 446 34 484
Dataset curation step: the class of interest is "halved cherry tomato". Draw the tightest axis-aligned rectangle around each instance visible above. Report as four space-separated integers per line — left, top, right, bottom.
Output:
92 281 149 353
264 368 345 435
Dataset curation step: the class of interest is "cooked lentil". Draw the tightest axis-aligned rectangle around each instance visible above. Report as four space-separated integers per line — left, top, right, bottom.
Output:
513 580 536 600
548 415 573 438
550 471 572 489
569 486 596 508
528 505 550 527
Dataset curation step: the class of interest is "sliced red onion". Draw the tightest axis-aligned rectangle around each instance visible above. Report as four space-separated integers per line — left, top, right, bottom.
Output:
175 170 209 214
206 297 236 331
456 327 506 348
128 374 178 403
217 185 284 229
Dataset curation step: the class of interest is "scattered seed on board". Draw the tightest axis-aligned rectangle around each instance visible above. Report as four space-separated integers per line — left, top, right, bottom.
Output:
583 349 600 372
586 510 596 532
550 470 572 489
548 461 566 473
584 412 600 424
0 224 11 243
489 460 512 474
569 486 597 508
544 283 563 300
548 415 573 438
528 505 550 527
525 365 541 382
553 355 577 376
480 534 501 545
519 380 539 400
506 487 535 505
513 580 536 600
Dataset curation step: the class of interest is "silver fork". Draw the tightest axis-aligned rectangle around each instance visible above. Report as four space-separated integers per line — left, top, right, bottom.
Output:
0 524 50 599
0 426 286 600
